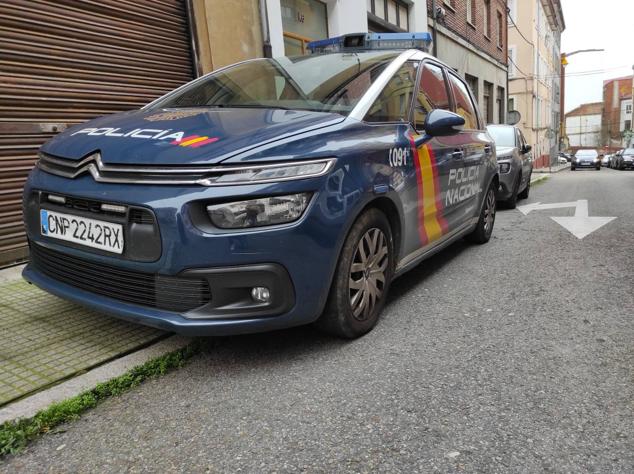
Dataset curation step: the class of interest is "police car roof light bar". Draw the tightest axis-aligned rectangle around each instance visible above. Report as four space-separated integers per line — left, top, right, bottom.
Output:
307 32 432 54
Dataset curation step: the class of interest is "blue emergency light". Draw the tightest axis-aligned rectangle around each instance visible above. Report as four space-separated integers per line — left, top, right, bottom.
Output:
307 32 432 54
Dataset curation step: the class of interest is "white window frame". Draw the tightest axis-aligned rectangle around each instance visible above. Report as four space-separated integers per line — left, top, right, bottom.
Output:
508 46 517 78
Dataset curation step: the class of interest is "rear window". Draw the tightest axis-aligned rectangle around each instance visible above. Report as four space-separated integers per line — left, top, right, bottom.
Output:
447 73 479 130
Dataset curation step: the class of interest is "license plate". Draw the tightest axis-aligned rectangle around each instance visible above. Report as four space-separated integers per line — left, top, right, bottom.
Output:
40 209 124 254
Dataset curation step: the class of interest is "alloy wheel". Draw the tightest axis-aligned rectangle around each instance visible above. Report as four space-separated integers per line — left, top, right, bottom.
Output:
349 228 388 320
483 189 496 234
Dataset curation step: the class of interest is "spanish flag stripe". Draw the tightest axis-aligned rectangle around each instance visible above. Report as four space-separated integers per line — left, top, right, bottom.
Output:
171 135 198 145
426 147 449 234
189 137 219 148
418 146 443 243
179 136 209 147
409 136 428 246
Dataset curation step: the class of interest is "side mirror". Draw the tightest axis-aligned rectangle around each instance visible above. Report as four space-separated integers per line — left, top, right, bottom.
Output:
522 144 532 153
423 109 465 137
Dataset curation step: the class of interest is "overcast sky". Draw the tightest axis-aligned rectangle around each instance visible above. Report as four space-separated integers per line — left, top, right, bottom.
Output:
560 0 633 113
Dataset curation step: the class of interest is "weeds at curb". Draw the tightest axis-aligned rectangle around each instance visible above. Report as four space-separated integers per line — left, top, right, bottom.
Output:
531 176 549 186
0 343 199 458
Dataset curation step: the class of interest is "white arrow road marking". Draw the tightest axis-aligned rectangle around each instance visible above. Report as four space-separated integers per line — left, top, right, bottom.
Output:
517 199 616 239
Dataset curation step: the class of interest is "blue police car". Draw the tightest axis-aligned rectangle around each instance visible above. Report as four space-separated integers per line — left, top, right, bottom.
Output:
23 33 498 338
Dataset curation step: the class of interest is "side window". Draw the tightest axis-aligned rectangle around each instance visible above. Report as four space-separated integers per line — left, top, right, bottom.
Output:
365 62 417 123
447 73 479 130
413 62 451 131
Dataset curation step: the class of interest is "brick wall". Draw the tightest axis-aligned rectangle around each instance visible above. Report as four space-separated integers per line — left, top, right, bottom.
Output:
427 0 507 65
602 76 633 145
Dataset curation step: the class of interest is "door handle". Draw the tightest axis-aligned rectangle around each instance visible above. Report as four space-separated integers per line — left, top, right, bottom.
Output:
451 149 464 159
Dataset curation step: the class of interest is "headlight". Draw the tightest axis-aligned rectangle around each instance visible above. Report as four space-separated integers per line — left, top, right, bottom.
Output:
498 162 511 173
199 159 336 186
207 193 311 229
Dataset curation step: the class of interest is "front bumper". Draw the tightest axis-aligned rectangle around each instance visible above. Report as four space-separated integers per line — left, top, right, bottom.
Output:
22 166 357 335
573 160 599 168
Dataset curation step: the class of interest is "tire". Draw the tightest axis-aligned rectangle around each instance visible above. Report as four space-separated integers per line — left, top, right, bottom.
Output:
571 167 575 171
518 173 531 200
504 172 521 209
466 182 496 244
317 208 394 339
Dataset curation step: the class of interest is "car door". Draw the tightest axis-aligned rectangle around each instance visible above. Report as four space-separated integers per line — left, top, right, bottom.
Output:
445 72 492 222
408 60 459 248
517 128 532 188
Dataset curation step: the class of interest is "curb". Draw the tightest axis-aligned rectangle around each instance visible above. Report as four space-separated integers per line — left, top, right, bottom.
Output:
530 174 550 184
0 335 191 424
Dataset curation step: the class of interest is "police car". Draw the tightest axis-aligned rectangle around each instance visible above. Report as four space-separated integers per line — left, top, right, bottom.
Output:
23 33 498 338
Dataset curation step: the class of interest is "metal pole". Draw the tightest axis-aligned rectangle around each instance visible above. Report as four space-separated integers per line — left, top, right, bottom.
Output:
431 0 438 58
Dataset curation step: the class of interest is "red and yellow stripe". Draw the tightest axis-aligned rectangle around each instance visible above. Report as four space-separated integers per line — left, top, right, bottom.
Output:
171 135 219 148
409 135 449 246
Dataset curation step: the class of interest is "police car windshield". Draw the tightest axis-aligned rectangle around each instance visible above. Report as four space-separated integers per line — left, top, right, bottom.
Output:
575 149 598 158
486 126 515 148
152 52 400 115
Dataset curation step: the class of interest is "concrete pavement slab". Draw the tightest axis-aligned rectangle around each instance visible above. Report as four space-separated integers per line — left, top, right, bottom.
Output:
0 278 165 407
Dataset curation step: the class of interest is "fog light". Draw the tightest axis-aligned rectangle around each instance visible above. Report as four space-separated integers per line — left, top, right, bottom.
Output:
48 194 66 204
251 286 271 303
498 162 511 173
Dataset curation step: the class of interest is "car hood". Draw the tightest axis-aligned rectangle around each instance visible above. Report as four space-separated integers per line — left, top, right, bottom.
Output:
495 146 515 158
40 107 345 165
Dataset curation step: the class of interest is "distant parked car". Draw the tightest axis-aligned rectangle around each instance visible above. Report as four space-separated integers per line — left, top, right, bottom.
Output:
571 149 600 171
601 154 611 167
487 124 533 208
559 152 572 162
558 155 568 165
612 148 634 170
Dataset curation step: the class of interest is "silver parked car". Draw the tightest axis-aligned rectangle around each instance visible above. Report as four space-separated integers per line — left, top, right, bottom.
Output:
612 148 634 170
487 124 533 208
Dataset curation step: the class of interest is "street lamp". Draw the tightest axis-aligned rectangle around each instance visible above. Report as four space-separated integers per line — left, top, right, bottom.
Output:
559 49 605 152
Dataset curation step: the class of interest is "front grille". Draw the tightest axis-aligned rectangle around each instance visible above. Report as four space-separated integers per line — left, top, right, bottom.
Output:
30 243 211 312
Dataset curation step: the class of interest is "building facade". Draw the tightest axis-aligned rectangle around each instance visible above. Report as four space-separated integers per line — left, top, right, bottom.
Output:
602 75 633 148
508 0 565 168
426 0 509 126
564 102 602 150
263 0 428 57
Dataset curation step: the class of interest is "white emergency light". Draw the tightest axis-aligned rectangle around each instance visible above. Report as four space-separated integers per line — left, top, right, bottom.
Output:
307 32 433 54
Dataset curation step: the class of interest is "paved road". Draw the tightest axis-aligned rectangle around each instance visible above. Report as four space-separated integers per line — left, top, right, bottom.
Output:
5 168 634 473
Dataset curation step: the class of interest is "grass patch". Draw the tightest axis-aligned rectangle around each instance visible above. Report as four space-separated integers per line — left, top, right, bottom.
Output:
0 342 199 458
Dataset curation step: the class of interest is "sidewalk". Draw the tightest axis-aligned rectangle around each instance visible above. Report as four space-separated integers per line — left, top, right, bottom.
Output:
533 162 570 173
0 265 166 407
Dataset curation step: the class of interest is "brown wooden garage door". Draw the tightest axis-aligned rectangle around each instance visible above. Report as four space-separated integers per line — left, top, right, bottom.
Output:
0 0 195 266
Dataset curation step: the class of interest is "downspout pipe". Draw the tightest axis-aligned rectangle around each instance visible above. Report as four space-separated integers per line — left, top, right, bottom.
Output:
260 0 273 58
431 0 438 58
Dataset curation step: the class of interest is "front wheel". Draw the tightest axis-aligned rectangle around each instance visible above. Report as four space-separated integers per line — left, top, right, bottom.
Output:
317 209 394 338
466 182 496 244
